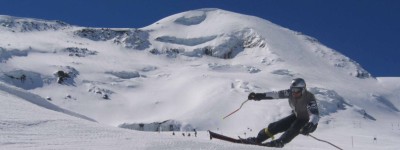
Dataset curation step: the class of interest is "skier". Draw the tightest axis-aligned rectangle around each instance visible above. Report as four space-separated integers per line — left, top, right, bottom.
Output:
243 78 319 148
193 129 197 137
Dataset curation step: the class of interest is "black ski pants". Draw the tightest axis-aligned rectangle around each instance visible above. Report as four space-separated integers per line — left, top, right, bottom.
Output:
257 113 308 144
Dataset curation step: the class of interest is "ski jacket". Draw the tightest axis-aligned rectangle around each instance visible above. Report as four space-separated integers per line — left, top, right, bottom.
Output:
261 89 319 124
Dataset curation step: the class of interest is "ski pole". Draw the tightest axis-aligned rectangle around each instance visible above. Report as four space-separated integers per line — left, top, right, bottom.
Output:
308 134 343 150
223 99 249 119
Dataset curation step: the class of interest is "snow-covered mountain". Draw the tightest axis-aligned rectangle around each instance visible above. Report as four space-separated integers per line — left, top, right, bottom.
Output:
1 9 399 149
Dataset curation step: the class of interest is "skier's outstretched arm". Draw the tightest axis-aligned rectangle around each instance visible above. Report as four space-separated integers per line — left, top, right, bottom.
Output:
248 89 290 101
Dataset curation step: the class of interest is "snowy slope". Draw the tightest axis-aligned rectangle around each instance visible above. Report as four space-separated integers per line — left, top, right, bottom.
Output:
0 83 266 150
1 9 400 149
1 80 399 150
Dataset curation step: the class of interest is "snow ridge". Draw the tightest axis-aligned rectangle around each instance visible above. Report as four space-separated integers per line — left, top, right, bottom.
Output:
0 82 95 122
0 15 70 32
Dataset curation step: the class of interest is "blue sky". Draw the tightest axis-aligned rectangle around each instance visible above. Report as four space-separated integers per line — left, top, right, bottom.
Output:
1 0 399 77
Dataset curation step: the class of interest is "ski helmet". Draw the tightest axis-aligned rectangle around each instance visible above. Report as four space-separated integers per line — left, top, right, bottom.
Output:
290 78 306 93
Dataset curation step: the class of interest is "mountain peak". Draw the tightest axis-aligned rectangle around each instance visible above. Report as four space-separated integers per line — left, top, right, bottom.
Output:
1 10 393 133
142 9 372 78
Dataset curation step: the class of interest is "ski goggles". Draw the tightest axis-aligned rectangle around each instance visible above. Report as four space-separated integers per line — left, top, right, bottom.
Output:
291 87 303 93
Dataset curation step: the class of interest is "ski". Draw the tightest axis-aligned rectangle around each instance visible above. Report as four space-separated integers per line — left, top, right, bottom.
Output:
208 130 242 143
209 130 273 147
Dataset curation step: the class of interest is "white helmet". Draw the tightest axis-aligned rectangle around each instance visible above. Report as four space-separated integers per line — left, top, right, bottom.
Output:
290 78 306 93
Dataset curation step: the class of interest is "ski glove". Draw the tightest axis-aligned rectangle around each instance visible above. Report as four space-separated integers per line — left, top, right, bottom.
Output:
248 92 265 101
300 122 318 135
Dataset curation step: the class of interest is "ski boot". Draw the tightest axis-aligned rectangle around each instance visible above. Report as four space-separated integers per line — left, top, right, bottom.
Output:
262 139 284 148
239 137 260 145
